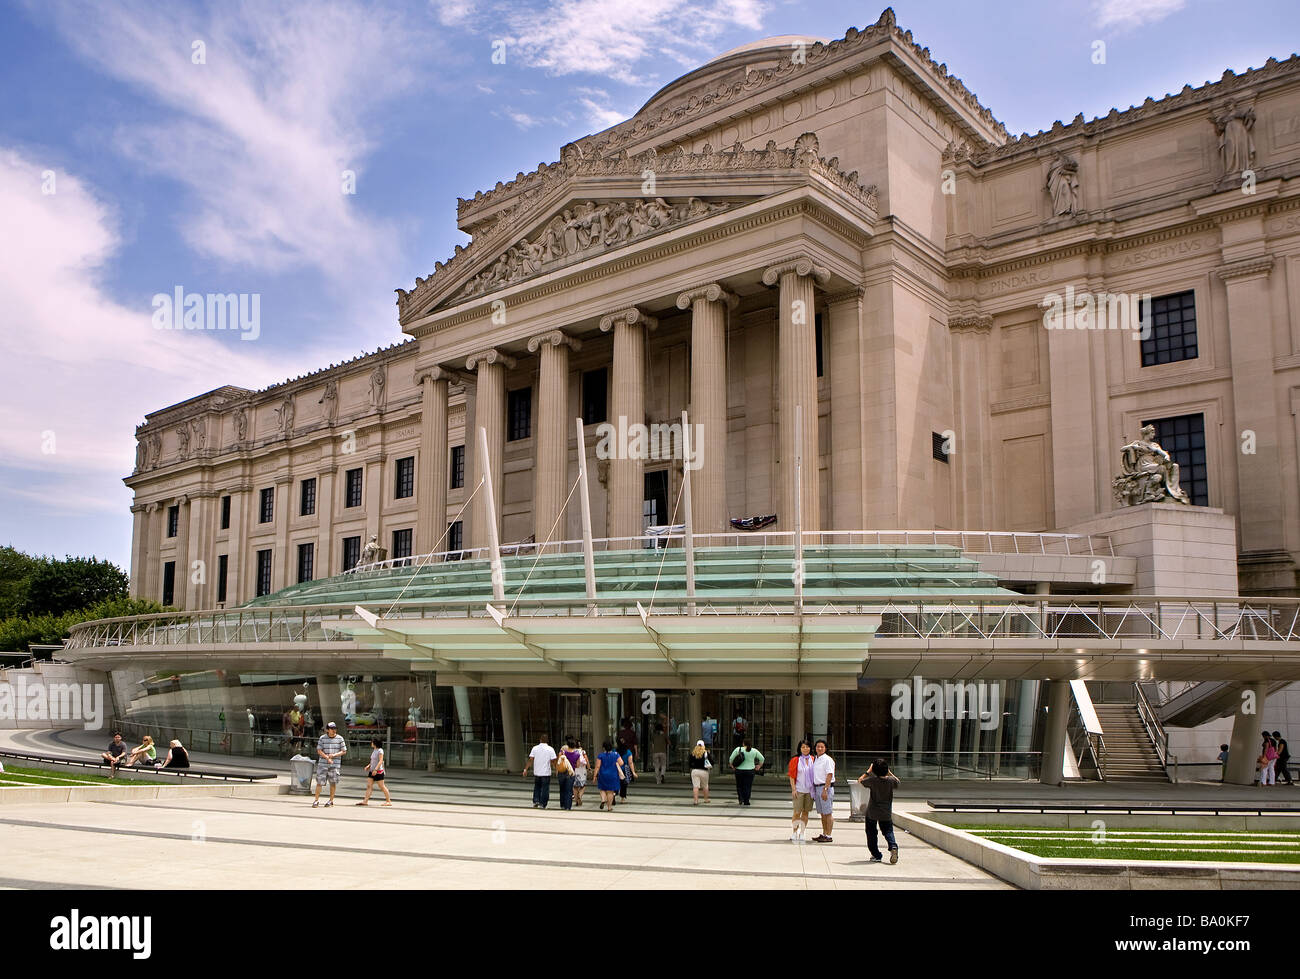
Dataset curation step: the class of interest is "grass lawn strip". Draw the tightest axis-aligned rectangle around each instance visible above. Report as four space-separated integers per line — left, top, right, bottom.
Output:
952 824 1300 864
0 765 168 786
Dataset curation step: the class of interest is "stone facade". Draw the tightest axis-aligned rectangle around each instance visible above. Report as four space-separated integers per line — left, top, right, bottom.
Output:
126 9 1300 607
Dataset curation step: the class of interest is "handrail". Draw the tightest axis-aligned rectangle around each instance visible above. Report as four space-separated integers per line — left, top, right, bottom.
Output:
342 529 1115 573
1066 681 1106 781
1134 681 1171 771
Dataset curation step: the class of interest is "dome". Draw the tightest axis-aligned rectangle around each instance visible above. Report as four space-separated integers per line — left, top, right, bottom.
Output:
636 34 832 120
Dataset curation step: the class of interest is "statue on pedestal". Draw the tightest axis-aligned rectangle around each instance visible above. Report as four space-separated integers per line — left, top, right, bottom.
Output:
1113 425 1191 506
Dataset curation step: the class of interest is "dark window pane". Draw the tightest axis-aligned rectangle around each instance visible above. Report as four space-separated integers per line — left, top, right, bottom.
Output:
396 456 415 499
217 554 228 604
582 369 607 425
162 561 175 606
447 520 463 557
1141 290 1198 367
220 495 231 530
932 431 950 464
345 469 363 508
301 478 316 516
259 487 274 523
1142 413 1209 507
392 528 413 563
508 387 532 441
297 542 314 583
450 445 464 489
167 505 179 538
342 536 361 572
815 313 824 378
256 549 273 596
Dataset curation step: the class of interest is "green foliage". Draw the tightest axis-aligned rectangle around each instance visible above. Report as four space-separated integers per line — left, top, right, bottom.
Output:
0 583 163 654
19 555 130 617
0 546 41 618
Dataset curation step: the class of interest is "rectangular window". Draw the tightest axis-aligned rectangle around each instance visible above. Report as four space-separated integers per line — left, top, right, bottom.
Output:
450 445 465 490
582 369 608 425
162 561 176 606
392 528 413 564
446 520 463 558
395 456 415 499
1141 290 1198 367
300 478 317 516
1143 413 1209 507
508 387 532 441
216 554 228 604
345 468 363 508
932 432 951 464
815 312 824 378
166 505 179 538
342 535 361 572
220 495 231 530
297 542 314 584
259 487 274 523
256 549 273 596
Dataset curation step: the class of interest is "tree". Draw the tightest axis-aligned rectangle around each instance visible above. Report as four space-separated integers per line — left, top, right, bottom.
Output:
18 555 130 618
0 545 42 618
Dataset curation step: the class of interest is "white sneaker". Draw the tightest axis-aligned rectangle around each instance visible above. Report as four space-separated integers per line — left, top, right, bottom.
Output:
790 831 800 842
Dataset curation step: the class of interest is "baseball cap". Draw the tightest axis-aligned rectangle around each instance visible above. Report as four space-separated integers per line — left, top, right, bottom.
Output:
327 722 337 729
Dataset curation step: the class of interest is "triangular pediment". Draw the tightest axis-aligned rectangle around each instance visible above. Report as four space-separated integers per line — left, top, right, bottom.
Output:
396 133 877 323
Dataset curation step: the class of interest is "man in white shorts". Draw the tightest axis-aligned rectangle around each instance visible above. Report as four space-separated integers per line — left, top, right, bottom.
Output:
811 739 836 843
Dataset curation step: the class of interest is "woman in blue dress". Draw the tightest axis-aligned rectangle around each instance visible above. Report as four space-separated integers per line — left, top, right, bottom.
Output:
594 740 623 812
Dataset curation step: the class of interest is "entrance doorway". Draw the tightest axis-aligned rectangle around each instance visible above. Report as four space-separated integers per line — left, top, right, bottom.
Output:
717 691 788 761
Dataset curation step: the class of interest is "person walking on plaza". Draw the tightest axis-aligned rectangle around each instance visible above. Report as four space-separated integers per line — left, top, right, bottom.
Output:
730 739 764 805
556 736 579 811
1274 731 1293 786
788 740 815 842
356 737 392 806
1261 732 1279 786
857 758 901 864
650 723 669 783
617 717 638 756
811 739 836 842
1218 744 1230 782
618 743 637 803
594 740 623 811
572 739 590 807
689 739 712 804
524 735 557 809
312 721 347 808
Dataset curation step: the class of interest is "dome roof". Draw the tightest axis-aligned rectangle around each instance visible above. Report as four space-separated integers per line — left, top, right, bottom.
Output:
636 34 831 120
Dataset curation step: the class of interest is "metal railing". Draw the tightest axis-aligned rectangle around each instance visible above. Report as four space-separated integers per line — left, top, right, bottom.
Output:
343 530 1115 574
65 594 1300 651
1134 680 1172 771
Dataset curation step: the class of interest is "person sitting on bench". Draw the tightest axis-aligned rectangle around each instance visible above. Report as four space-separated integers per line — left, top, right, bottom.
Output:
162 740 190 769
100 732 127 776
125 735 159 767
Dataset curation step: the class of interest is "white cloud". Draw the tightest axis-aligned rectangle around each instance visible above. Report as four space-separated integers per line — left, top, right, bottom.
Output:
431 0 477 27
503 109 545 129
0 148 298 518
1093 0 1186 30
578 97 631 129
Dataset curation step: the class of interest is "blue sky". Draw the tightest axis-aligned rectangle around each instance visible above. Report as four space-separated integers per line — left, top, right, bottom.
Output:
1 0 1295 574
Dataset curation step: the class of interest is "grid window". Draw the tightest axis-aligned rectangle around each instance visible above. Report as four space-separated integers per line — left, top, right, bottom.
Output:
220 495 231 530
508 387 532 441
300 478 316 516
162 561 176 606
342 536 361 572
395 456 415 499
447 520 463 557
1141 290 1198 367
392 528 413 563
450 445 464 489
1142 413 1209 507
256 549 272 596
217 554 228 604
345 468 363 508
582 369 608 425
166 505 179 538
932 432 951 464
259 487 274 523
297 542 314 584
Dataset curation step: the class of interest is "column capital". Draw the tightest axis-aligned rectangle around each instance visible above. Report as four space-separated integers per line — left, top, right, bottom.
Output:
824 286 865 307
598 307 658 333
465 348 517 372
676 283 739 311
949 314 993 334
1215 254 1274 282
761 255 831 287
526 329 583 354
414 363 457 386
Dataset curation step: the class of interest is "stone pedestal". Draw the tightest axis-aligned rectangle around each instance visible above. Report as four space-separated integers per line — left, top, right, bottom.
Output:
1067 502 1238 596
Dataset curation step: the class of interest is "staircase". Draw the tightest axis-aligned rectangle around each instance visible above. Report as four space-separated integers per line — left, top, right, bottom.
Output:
1094 703 1170 783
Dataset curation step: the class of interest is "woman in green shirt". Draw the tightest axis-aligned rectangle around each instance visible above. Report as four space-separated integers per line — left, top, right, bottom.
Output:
126 735 158 767
729 738 764 806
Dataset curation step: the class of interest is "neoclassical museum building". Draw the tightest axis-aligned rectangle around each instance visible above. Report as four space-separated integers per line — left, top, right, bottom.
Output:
87 10 1300 779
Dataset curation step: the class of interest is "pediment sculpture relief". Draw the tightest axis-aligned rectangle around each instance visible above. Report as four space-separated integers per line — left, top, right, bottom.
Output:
456 196 728 301
1113 425 1191 507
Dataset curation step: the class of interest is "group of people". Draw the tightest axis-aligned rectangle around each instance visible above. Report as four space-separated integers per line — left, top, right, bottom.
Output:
523 735 639 811
310 723 393 808
1216 730 1294 786
99 732 189 776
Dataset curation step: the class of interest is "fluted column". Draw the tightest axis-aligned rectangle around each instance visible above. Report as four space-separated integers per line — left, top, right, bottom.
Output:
129 504 147 599
466 348 515 549
949 314 993 529
598 307 657 541
527 330 581 544
677 283 737 535
173 494 191 607
416 364 451 554
763 257 829 533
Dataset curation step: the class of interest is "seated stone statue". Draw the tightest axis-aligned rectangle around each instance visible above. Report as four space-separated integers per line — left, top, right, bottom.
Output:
359 535 386 566
1112 425 1191 506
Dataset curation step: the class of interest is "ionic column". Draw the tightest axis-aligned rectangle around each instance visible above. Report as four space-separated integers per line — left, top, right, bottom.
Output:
527 331 581 544
173 494 191 607
598 308 657 542
416 364 451 555
676 284 737 535
129 504 147 599
762 257 829 533
465 348 516 549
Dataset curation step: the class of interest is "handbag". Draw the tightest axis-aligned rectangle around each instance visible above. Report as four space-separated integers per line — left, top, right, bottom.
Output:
704 755 712 770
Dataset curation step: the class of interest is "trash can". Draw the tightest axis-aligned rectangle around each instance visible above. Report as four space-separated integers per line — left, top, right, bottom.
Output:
848 781 868 822
289 754 315 795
